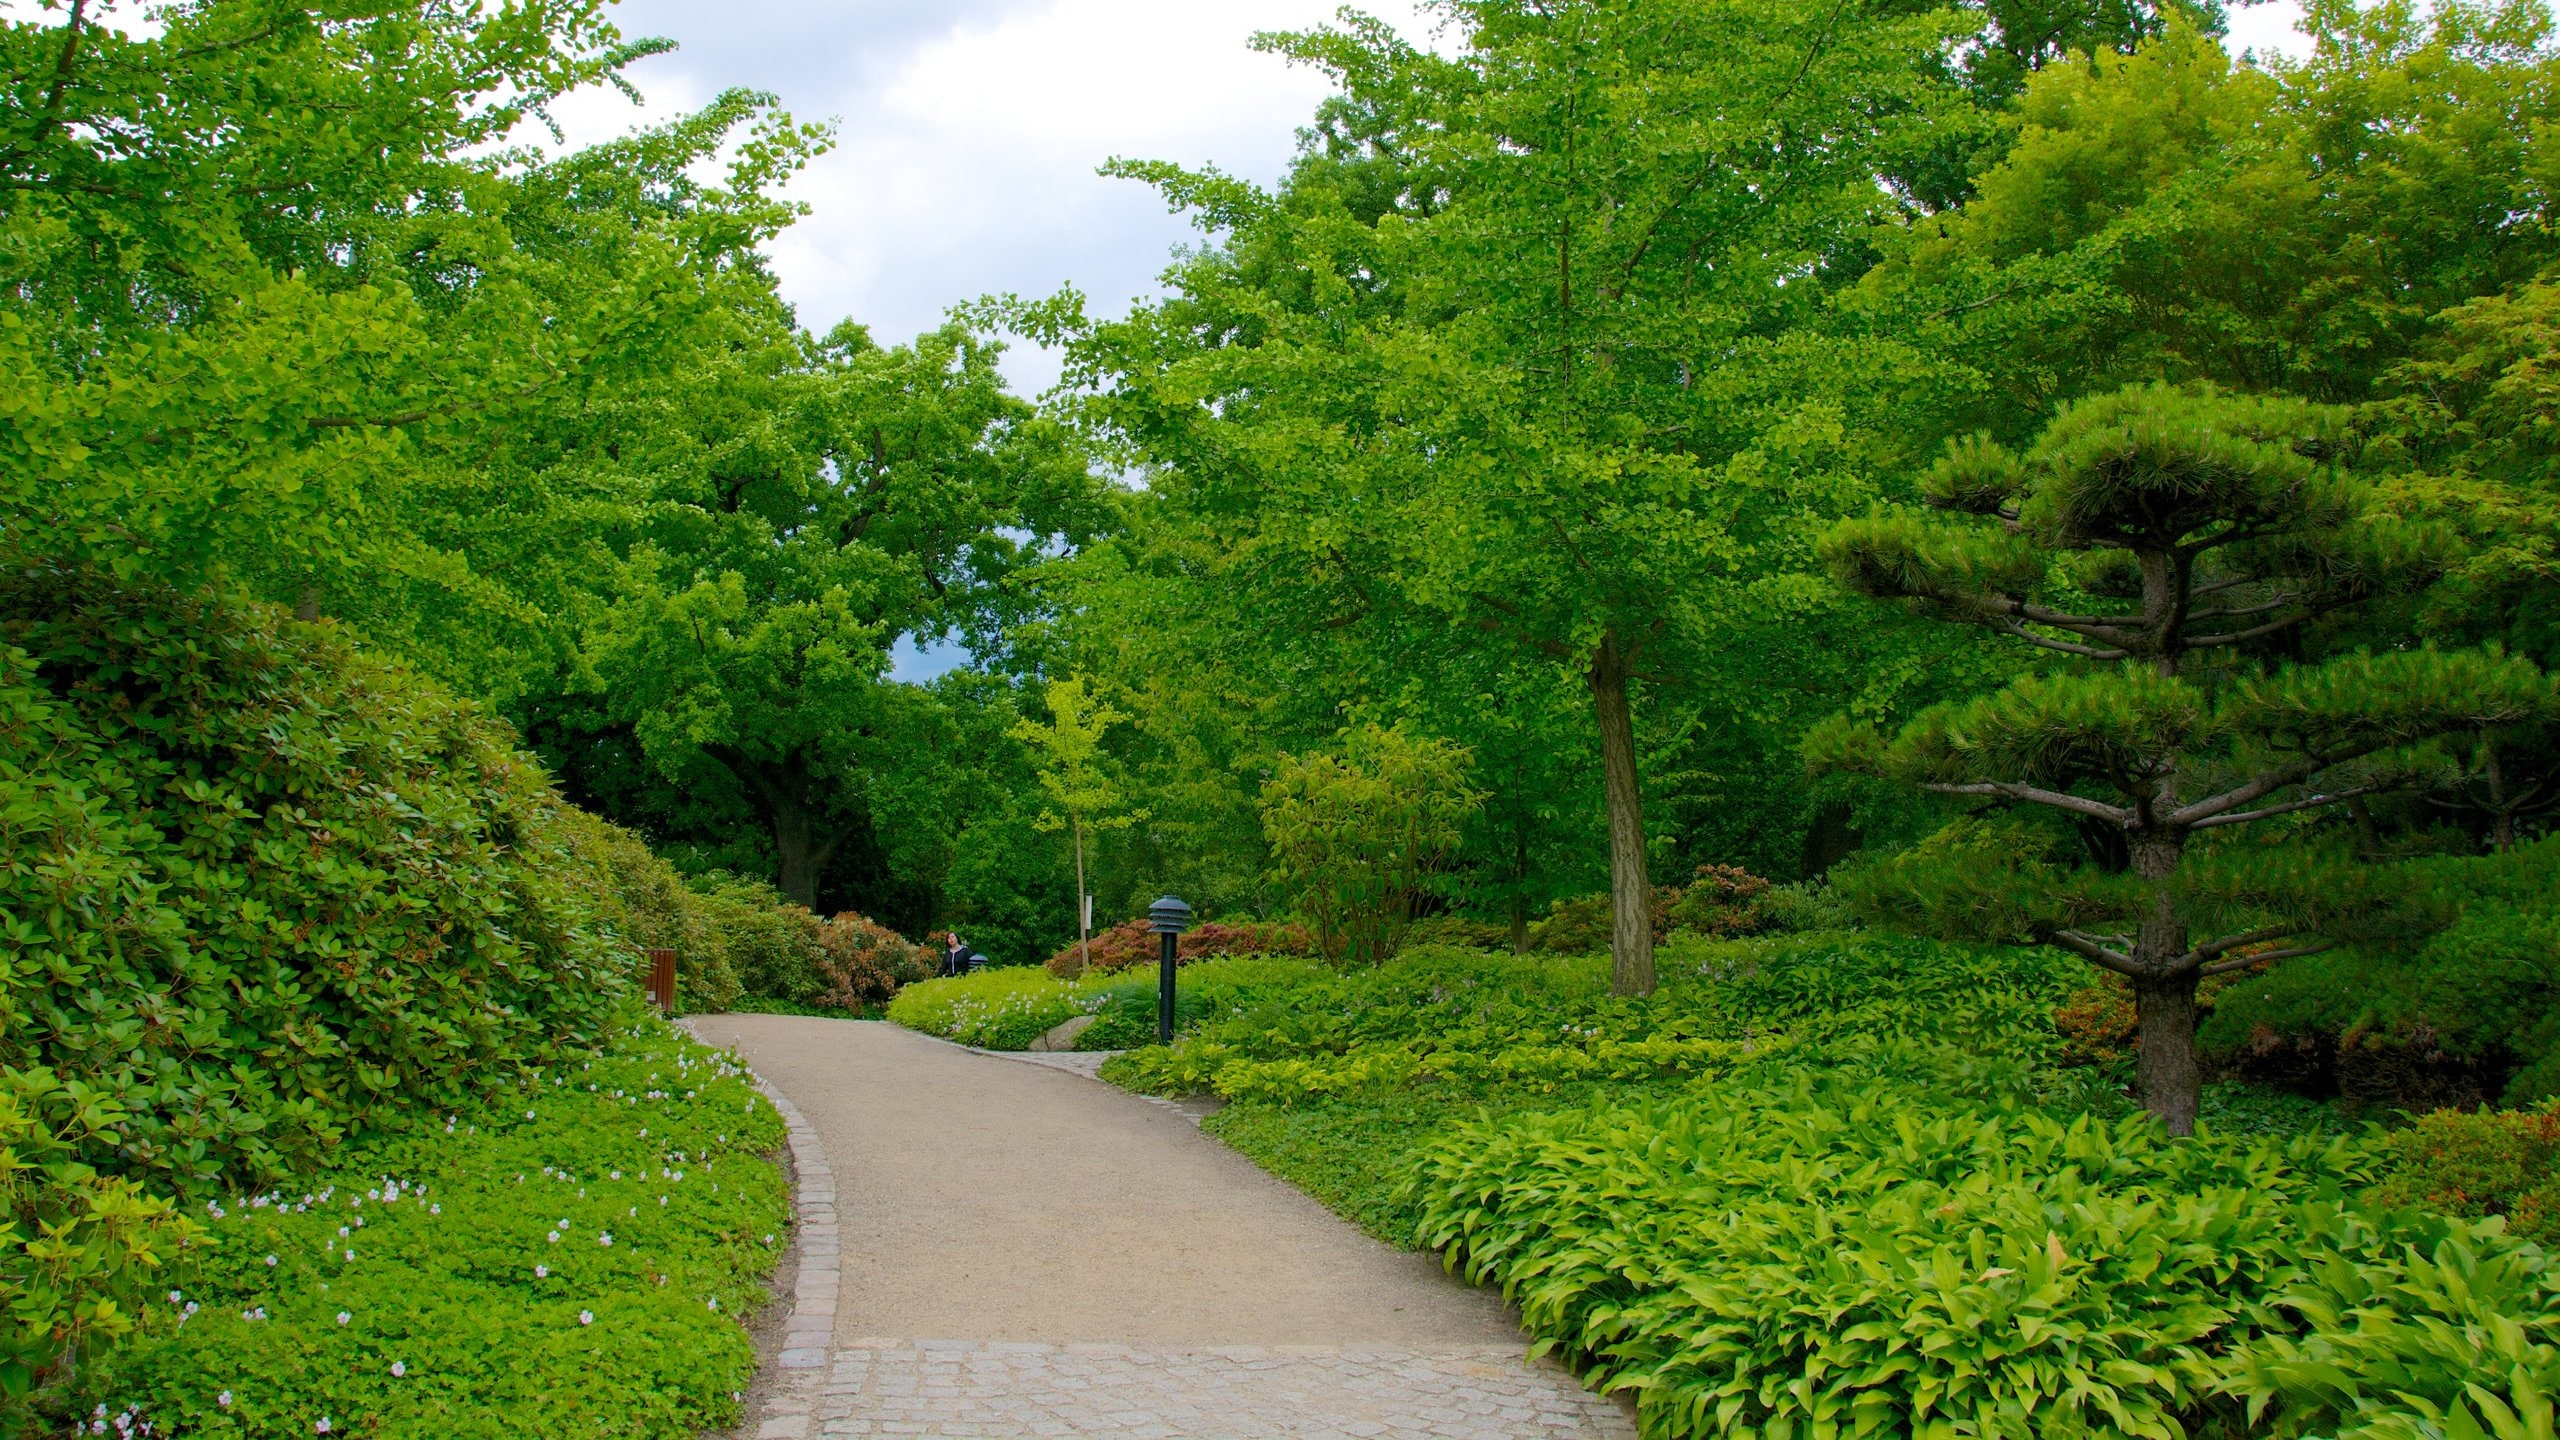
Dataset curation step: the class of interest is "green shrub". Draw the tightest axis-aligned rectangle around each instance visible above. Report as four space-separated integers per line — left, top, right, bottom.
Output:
688 875 825 1005
547 810 742 1014
2370 1101 2560 1243
1262 725 1482 964
0 567 627 1197
2202 837 2560 1107
1073 958 1331 1051
1401 915 1513 950
887 968 1110 1050
1100 934 2082 1102
1409 1047 2536 1440
69 1020 790 1440
0 1072 202 1405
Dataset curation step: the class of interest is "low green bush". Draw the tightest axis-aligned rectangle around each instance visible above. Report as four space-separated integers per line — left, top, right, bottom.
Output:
2203 837 2560 1107
1073 958 1327 1051
1410 1046 2546 1440
545 812 743 1014
69 1020 790 1440
2370 1101 2560 1243
887 968 1111 1050
1101 934 2081 1102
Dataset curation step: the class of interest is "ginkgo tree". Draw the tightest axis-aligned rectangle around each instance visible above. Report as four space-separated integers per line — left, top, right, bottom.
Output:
1012 675 1148 976
1813 383 2555 1132
1069 0 1980 996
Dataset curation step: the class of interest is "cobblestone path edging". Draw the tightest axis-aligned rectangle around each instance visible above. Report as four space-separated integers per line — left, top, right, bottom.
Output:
749 1078 837 1439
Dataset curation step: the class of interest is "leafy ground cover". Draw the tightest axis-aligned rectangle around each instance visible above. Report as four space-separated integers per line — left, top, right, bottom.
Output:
1098 935 2560 1438
887 957 1324 1051
62 1021 790 1440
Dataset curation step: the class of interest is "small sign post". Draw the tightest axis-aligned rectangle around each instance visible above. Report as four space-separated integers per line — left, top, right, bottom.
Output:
643 948 677 1013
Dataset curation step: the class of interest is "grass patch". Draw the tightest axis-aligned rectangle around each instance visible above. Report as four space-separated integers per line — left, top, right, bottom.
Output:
68 1019 791 1440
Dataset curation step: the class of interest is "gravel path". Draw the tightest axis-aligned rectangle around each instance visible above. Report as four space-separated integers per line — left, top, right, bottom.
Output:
686 1014 1633 1440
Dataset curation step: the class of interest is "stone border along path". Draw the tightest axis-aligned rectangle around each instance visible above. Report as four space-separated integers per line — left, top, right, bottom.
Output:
685 1015 1636 1440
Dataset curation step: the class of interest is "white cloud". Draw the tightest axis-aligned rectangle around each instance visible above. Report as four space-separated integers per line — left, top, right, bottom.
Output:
553 0 1430 393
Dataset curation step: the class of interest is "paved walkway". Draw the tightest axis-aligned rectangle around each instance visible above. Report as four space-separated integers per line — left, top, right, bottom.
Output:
686 1015 1633 1440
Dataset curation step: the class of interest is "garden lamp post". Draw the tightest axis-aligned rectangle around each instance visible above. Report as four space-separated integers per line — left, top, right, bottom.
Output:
1149 896 1193 1045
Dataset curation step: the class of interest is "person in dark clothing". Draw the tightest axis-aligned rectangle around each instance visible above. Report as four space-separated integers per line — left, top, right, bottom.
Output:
941 933 967 979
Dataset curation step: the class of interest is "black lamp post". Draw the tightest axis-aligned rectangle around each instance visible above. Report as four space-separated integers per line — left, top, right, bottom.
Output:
1148 895 1194 1045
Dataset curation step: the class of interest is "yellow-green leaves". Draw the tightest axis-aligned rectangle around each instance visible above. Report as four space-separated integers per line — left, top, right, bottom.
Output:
1261 725 1482 965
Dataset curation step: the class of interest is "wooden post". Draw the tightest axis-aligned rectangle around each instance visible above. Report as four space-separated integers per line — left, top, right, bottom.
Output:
643 949 677 1013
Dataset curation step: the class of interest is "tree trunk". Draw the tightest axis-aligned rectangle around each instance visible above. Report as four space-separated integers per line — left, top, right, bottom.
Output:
770 794 831 913
2483 731 2516 853
1588 630 1653 997
2128 831 2199 1134
2133 971 2202 1137
1073 817 1091 978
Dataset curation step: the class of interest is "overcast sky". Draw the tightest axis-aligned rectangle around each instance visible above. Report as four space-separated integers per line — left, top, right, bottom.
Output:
539 0 2313 676
550 0 2315 387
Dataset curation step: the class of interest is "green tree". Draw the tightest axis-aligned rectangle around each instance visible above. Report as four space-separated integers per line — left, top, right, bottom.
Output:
1262 725 1484 965
0 0 826 670
1011 675 1148 975
1814 383 2554 1131
573 323 1099 912
1068 0 1978 996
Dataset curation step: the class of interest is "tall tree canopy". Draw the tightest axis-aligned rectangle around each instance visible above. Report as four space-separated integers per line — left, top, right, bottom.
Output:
1065 0 1987 994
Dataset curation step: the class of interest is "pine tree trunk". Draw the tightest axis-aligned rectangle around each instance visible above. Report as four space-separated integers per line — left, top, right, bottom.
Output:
1588 630 1654 997
2128 832 2199 1135
2133 972 2202 1136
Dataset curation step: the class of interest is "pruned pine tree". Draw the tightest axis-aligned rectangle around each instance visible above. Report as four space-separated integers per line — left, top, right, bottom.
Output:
1813 383 2554 1133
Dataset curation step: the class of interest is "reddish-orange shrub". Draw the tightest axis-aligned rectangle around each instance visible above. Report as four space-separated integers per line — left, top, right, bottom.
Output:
815 912 932 1008
1045 918 1316 977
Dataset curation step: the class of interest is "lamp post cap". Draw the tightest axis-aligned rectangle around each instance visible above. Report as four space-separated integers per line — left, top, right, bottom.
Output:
1147 896 1195 934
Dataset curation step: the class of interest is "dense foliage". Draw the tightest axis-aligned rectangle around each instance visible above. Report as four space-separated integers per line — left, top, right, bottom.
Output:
1415 1051 2543 1440
1 569 626 1196
71 1022 791 1440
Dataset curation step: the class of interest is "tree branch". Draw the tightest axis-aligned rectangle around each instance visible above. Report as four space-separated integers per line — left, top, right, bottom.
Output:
2178 925 2296 968
1993 620 2132 661
2167 760 2327 827
1922 781 2132 824
2189 783 2396 830
2202 940 2332 976
0 0 89 173
2050 929 2141 976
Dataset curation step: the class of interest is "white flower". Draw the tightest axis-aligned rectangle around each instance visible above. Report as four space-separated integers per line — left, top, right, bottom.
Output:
535 1264 549 1278
547 1232 560 1244
430 1204 440 1215
525 1110 535 1120
343 1249 354 1261
598 1233 613 1247
338 1226 349 1237
316 1420 331 1434
390 1361 406 1378
217 1392 232 1409
264 1255 278 1267
578 1310 594 1326
336 1311 351 1326
707 1297 718 1310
